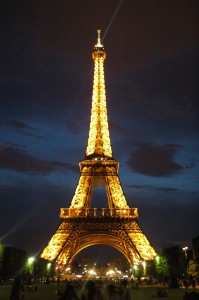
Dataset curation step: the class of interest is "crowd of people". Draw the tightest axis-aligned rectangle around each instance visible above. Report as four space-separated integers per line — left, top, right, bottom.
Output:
58 279 131 300
9 275 199 300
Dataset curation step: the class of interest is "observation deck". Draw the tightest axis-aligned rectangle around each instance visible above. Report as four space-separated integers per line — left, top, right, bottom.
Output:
60 207 138 219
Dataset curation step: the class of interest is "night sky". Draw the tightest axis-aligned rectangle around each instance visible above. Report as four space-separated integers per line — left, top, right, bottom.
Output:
0 0 198 261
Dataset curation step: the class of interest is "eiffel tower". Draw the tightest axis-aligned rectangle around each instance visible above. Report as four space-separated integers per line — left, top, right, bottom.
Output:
40 30 156 267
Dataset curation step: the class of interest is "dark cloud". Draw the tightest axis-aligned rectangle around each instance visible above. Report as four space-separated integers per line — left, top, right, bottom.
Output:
127 143 183 177
186 159 197 169
23 132 45 139
0 145 78 174
155 187 178 192
4 120 36 131
126 184 178 192
2 120 45 139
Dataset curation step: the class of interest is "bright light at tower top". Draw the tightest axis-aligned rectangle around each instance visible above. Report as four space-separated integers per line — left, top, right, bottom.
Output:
95 29 103 47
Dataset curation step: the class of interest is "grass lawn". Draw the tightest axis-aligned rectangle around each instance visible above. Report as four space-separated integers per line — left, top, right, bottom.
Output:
0 283 198 300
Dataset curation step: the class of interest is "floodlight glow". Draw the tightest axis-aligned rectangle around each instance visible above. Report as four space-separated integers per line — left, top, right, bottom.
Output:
28 257 35 264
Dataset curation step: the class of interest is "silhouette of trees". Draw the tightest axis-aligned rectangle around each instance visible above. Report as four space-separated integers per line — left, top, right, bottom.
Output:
0 244 55 283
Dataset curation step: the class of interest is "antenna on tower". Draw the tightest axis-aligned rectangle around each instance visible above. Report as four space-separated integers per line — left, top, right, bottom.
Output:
97 29 101 46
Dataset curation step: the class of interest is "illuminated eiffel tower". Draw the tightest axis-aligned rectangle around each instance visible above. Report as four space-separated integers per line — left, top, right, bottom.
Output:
40 30 156 267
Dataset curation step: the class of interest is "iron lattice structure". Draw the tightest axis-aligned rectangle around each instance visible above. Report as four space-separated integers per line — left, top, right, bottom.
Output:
40 31 156 266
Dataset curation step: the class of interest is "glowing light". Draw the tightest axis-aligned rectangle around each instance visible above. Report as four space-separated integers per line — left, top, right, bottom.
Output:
106 269 122 276
47 263 51 269
86 50 112 158
106 269 115 276
88 269 97 276
28 257 35 264
66 267 70 272
183 247 188 251
183 247 188 259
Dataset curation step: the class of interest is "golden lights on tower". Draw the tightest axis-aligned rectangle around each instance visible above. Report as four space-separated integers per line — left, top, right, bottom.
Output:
40 30 156 267
86 29 112 158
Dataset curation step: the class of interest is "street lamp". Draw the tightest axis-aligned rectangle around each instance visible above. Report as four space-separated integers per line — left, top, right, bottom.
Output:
46 262 51 274
155 255 160 263
182 247 188 279
28 257 35 264
183 247 188 259
26 256 35 282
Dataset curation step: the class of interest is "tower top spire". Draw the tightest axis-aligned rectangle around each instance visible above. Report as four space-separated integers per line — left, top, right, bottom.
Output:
97 29 102 46
94 29 104 49
87 29 111 159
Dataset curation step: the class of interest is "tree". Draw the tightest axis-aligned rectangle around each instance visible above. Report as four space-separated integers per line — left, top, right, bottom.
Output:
2 246 27 281
192 236 199 263
191 236 199 280
155 255 169 282
0 243 5 281
162 245 184 287
188 259 198 278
